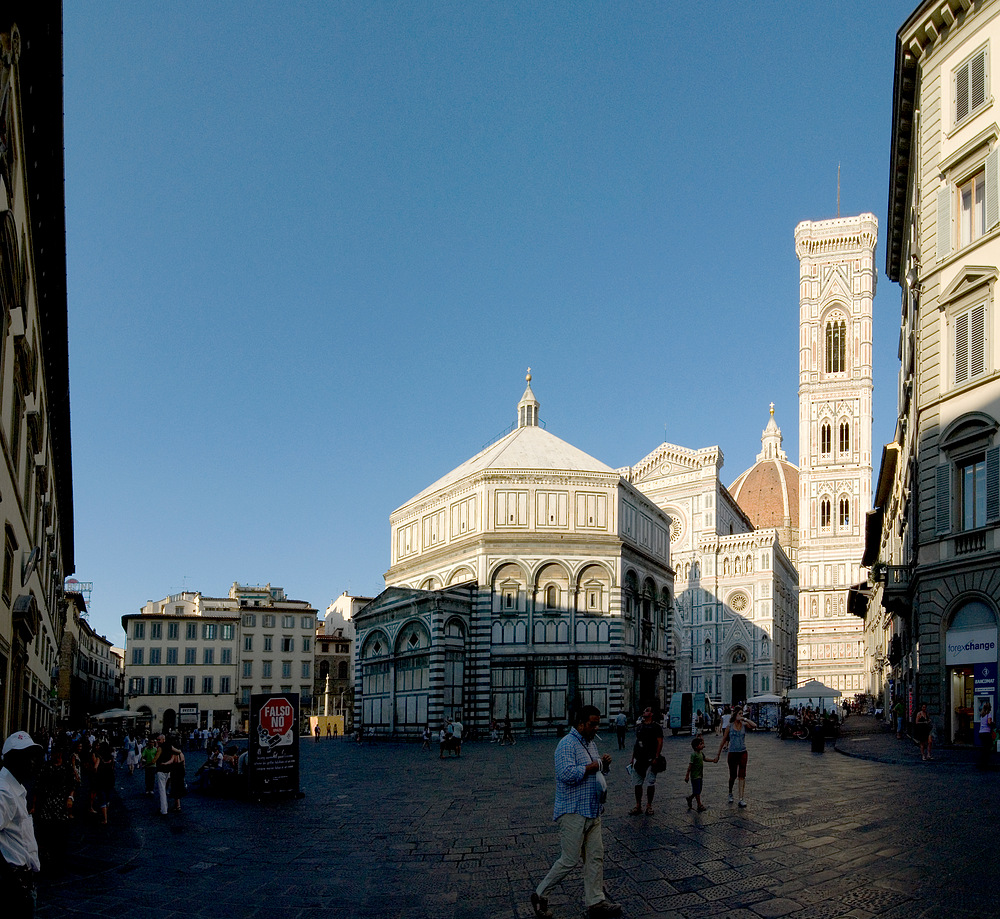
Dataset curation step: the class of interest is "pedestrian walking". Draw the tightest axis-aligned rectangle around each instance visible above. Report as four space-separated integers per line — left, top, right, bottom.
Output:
531 706 620 919
501 717 516 746
154 734 183 816
893 698 905 738
33 741 76 871
684 735 716 812
716 705 757 808
421 726 431 751
0 731 43 918
614 711 627 751
978 700 993 770
628 707 663 816
141 737 158 795
914 704 933 760
93 742 115 825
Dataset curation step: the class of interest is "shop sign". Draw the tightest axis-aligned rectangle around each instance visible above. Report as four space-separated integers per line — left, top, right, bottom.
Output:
975 662 997 708
249 692 299 797
945 627 998 665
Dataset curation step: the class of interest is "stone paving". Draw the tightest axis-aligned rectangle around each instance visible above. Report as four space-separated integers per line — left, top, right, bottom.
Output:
35 718 998 918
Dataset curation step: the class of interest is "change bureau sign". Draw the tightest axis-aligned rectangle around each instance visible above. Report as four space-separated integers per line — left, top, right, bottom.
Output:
248 692 300 797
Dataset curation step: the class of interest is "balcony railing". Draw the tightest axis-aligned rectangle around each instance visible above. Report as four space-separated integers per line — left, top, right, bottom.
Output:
881 565 912 616
956 530 987 555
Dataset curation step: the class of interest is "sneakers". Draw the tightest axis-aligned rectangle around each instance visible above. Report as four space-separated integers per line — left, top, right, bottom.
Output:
727 793 734 803
531 892 553 919
738 799 747 808
587 900 623 919
697 804 708 812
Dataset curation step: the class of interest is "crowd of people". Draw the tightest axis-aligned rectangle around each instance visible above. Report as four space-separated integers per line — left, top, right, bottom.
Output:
0 722 261 917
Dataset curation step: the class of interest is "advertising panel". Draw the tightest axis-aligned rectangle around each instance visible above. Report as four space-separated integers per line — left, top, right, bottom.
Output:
248 692 300 797
974 662 997 747
945 628 999 665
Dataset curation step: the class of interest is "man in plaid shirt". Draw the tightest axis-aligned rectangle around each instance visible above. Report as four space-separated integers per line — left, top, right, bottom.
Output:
531 706 622 919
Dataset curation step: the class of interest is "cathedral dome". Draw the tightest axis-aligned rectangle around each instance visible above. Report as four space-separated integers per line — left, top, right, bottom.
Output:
729 405 799 533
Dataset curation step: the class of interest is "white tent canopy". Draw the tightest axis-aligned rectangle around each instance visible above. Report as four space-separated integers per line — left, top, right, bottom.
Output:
91 708 140 721
785 680 842 701
746 693 782 704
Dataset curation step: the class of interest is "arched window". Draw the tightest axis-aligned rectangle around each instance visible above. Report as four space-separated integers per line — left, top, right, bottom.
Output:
338 660 348 679
545 585 558 609
821 423 831 454
839 421 850 453
704 638 712 662
839 497 850 528
826 318 846 373
319 661 330 678
820 499 831 528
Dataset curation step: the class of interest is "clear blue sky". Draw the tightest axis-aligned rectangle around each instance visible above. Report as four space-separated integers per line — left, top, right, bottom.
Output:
62 2 914 645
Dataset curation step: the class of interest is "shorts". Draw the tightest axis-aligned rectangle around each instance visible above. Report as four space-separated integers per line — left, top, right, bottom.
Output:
727 750 748 780
690 777 703 797
631 763 656 787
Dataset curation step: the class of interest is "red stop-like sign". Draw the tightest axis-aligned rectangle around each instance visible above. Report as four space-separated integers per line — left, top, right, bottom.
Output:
259 697 293 736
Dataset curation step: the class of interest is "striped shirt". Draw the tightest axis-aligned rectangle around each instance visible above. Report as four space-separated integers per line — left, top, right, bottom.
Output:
552 728 606 820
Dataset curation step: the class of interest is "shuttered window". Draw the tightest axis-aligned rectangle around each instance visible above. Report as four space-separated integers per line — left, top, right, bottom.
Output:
956 47 988 124
935 465 952 536
955 303 987 385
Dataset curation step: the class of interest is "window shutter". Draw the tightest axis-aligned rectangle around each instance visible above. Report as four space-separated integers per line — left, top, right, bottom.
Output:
957 61 970 122
970 303 986 378
936 464 952 535
971 50 987 113
987 147 1000 231
987 446 1000 522
955 310 969 383
938 187 951 260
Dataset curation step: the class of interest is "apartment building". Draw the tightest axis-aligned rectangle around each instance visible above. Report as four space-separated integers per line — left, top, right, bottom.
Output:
0 5 76 738
57 589 123 726
864 0 1000 743
122 583 317 733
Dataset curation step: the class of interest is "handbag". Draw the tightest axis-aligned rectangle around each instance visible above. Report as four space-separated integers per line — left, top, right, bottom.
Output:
595 768 607 803
650 754 667 774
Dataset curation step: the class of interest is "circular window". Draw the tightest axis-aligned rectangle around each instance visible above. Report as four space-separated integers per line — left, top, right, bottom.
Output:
669 517 683 543
729 592 749 613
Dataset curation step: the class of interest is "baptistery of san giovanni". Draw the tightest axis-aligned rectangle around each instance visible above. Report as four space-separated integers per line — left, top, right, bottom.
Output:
353 376 675 736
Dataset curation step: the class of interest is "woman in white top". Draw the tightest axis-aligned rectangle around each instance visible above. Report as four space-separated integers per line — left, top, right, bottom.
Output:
716 706 757 808
978 701 993 770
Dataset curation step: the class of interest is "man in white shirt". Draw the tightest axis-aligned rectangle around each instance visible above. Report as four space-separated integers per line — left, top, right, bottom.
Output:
452 718 464 757
0 731 44 918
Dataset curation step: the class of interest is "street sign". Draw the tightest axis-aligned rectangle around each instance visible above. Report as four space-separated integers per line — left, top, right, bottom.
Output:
249 692 300 797
258 697 295 744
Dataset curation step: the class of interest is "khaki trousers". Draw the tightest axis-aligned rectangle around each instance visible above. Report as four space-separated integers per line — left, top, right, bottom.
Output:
536 812 604 907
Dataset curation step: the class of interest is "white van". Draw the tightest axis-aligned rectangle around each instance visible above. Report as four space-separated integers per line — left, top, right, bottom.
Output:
667 692 715 735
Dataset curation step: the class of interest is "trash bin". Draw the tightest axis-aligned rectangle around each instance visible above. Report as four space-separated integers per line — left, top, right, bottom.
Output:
811 724 825 753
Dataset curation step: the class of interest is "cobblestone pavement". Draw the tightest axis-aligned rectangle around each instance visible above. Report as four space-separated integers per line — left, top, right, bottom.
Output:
36 719 996 919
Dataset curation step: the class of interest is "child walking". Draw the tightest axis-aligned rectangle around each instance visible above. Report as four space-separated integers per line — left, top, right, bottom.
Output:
684 735 716 812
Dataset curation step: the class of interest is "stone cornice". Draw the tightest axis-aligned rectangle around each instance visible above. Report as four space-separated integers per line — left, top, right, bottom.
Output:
390 469 622 525
794 214 878 260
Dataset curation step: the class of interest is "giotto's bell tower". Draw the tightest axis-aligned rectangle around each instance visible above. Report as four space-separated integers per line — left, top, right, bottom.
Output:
794 213 877 694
